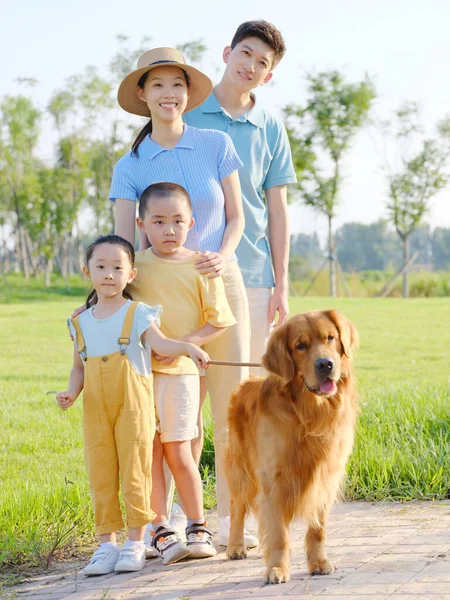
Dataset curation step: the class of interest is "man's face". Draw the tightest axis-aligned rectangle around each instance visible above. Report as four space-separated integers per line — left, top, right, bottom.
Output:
223 37 274 90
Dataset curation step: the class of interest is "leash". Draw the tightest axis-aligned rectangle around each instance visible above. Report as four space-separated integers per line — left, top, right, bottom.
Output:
208 360 262 367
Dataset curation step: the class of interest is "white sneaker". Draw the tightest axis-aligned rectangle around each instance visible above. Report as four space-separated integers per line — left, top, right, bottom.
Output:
170 502 188 541
218 516 259 548
152 525 190 565
83 544 120 576
114 544 146 572
144 524 160 559
186 521 217 558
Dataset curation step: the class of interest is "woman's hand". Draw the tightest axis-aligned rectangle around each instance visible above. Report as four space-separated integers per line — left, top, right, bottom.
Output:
56 391 76 411
195 251 226 278
186 344 210 370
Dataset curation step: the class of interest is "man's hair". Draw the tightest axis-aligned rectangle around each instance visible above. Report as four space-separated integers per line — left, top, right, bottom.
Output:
139 182 192 219
230 20 286 69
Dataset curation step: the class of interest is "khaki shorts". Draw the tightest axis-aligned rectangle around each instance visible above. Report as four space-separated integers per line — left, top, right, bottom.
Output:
153 372 199 443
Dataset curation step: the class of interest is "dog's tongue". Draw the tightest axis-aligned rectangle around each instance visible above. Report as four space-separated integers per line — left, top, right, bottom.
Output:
320 379 336 394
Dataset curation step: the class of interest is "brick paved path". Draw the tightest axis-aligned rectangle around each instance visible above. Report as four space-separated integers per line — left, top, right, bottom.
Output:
8 501 450 600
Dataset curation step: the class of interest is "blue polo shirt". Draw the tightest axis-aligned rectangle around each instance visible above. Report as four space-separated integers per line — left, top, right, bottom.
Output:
184 93 297 288
109 125 243 258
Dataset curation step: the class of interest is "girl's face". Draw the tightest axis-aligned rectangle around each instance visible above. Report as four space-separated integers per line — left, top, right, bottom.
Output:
137 66 189 122
84 244 137 300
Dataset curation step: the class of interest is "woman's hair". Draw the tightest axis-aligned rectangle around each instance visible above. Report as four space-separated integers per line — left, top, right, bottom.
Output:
131 68 191 156
85 234 135 308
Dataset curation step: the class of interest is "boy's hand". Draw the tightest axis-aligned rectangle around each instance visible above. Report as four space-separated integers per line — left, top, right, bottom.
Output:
56 391 76 411
152 351 177 366
195 251 226 278
187 345 211 370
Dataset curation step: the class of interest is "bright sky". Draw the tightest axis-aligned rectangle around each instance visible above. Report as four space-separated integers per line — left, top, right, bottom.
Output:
2 0 450 239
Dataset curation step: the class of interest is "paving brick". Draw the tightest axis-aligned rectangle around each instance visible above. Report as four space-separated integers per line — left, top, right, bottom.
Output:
8 502 450 599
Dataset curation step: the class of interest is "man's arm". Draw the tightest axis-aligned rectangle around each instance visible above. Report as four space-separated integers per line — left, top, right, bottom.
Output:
266 185 290 327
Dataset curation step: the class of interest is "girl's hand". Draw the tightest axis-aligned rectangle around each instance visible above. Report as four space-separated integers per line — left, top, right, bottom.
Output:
56 391 76 411
195 251 226 278
186 345 211 370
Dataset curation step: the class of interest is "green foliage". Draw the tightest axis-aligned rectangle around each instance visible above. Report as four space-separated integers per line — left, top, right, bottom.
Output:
290 267 450 298
285 71 376 218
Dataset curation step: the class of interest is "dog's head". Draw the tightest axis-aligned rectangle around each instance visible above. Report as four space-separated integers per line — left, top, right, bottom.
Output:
262 310 359 396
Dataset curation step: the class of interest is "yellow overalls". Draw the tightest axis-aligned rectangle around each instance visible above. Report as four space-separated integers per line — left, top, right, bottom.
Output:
71 302 156 535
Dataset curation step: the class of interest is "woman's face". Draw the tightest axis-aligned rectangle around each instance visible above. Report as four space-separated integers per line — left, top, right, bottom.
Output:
137 66 189 122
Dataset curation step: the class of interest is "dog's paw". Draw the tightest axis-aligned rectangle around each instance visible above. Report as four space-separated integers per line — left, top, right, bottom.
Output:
226 545 247 560
309 558 336 576
265 567 290 584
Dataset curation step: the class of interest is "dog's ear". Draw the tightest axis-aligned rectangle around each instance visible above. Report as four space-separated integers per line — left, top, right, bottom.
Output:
262 322 296 383
327 311 359 359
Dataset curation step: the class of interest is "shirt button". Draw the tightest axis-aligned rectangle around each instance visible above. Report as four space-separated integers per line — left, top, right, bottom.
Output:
102 356 108 362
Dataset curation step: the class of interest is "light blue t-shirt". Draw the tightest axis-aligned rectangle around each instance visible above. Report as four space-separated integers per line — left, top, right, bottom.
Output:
184 93 297 288
69 300 161 377
109 125 243 260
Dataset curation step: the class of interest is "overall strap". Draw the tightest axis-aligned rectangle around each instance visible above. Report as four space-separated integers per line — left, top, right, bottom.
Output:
118 302 138 355
69 316 87 361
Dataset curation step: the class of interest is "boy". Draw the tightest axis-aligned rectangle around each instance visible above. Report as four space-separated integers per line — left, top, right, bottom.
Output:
131 182 236 563
185 20 297 373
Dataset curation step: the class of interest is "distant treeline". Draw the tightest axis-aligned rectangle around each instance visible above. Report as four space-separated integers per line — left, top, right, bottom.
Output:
289 221 450 276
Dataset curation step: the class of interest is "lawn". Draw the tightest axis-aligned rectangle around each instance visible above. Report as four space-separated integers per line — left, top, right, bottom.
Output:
0 291 449 574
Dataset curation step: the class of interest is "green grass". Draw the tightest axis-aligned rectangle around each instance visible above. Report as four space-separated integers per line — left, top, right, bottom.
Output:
0 292 449 574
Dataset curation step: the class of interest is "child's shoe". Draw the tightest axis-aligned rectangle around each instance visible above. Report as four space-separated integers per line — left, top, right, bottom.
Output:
144 524 160 559
185 521 217 558
170 502 188 541
114 542 146 572
152 525 190 565
83 543 120 576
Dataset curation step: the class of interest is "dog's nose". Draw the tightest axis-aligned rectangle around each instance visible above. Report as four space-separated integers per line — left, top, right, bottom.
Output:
315 358 334 376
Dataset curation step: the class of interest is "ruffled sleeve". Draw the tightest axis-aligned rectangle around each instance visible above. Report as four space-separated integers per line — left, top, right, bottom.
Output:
135 302 162 340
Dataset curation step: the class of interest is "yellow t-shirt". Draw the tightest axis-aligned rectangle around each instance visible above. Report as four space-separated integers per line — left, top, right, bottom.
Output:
129 249 237 375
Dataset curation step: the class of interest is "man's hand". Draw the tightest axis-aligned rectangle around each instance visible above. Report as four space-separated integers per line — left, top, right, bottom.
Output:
56 391 76 411
195 251 226 278
268 286 289 328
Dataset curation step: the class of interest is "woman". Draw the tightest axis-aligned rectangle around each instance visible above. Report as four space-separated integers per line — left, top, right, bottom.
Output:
110 47 256 549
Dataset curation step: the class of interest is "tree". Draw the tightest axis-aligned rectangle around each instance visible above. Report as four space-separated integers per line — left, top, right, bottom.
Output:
432 227 450 270
382 103 450 296
285 71 376 296
0 95 41 279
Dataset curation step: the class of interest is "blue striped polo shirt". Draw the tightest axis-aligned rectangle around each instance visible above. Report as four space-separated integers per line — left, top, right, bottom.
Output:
184 93 297 288
109 125 243 257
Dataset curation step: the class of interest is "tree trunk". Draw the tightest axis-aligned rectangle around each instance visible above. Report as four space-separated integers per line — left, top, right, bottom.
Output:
402 234 410 298
18 224 30 279
45 257 53 287
328 215 337 297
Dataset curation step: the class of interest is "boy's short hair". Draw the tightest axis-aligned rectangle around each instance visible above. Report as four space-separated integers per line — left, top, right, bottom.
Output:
230 20 286 69
139 182 192 219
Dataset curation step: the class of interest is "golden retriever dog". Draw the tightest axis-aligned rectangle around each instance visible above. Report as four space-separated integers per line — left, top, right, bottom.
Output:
225 310 359 584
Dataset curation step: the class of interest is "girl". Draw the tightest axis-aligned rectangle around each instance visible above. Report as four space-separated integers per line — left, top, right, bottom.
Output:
110 47 257 549
57 234 209 576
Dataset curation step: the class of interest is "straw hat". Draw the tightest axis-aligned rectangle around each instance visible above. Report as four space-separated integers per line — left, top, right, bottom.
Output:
117 47 213 117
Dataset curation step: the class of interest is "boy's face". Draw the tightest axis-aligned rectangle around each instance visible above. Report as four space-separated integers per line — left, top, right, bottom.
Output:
137 194 194 256
223 37 274 91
